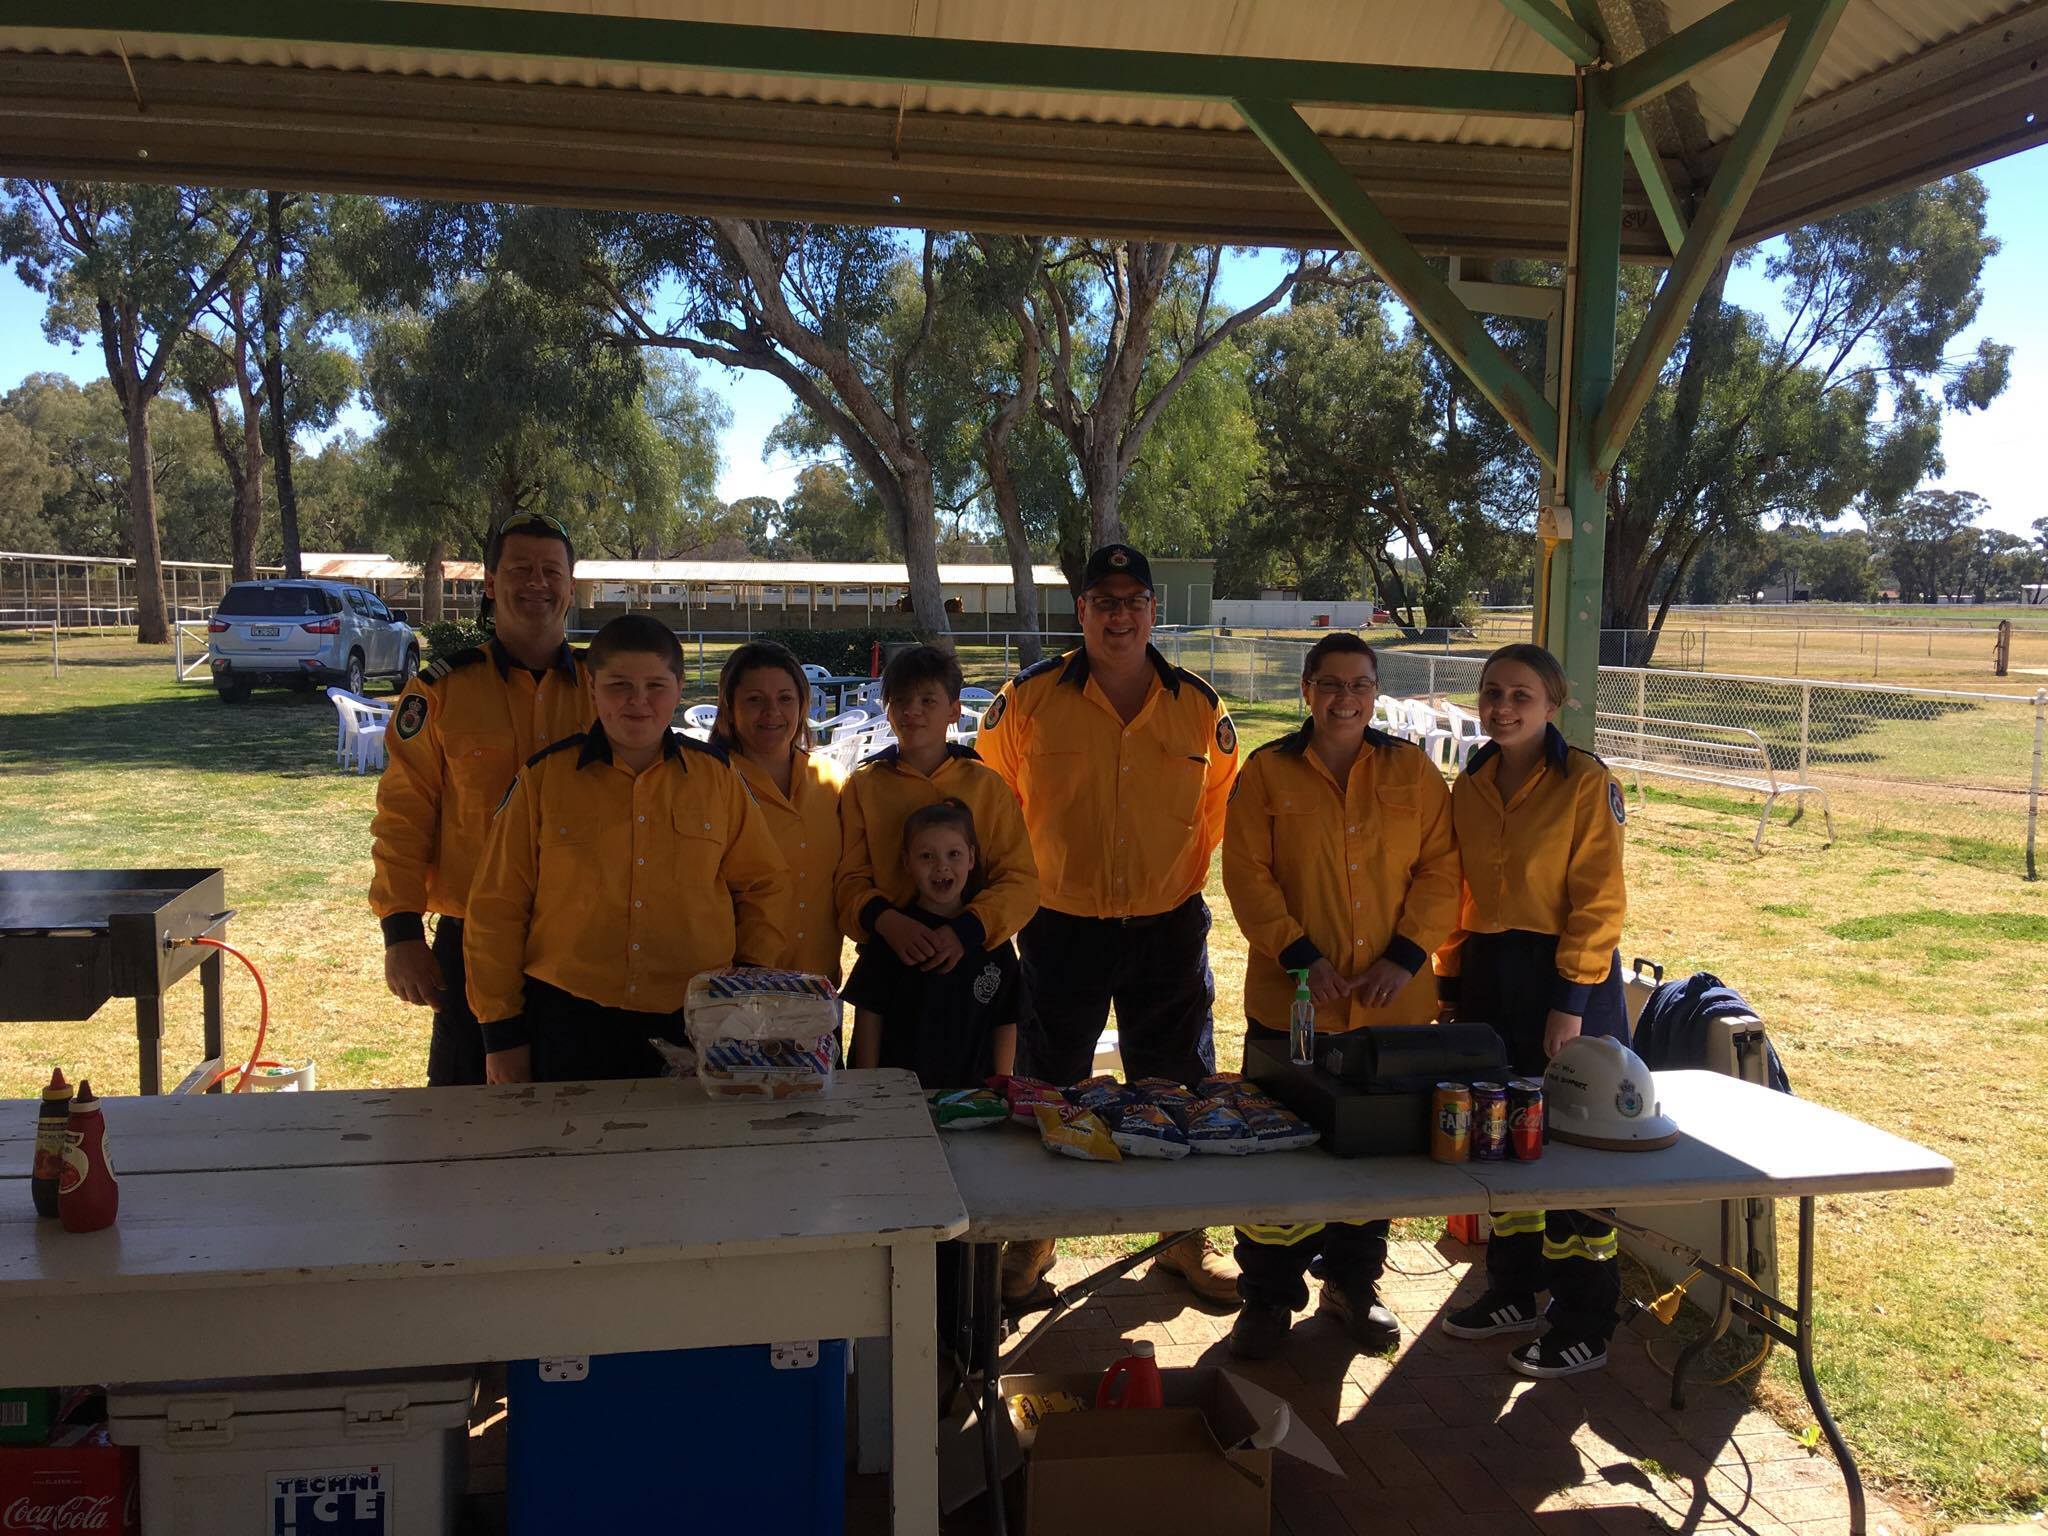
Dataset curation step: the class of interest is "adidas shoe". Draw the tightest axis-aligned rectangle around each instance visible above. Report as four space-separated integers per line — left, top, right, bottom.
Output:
1441 1291 1542 1339
1508 1331 1607 1378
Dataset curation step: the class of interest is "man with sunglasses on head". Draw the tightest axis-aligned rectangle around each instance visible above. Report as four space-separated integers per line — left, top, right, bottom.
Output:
370 512 592 1086
979 543 1242 1307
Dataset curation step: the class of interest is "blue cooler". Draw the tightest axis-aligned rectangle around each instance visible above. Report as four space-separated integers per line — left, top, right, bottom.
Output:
506 1343 846 1534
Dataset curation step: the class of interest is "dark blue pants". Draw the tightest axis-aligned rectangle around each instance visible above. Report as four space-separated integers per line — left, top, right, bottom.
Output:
1016 896 1216 1087
1461 930 1626 1342
521 978 687 1083
425 916 484 1087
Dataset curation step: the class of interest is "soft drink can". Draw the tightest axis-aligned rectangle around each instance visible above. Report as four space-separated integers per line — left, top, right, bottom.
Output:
1430 1082 1471 1163
1509 1078 1545 1161
1471 1081 1509 1161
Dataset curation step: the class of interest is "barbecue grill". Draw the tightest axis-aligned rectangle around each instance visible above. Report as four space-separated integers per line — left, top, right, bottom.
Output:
0 869 229 1094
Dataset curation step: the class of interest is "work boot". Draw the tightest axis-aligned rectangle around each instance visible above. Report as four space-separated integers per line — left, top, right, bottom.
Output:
1317 1284 1401 1352
1000 1238 1057 1303
1228 1301 1292 1360
1152 1232 1241 1309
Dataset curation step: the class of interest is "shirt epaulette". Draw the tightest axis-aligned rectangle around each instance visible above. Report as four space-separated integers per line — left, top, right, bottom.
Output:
1567 744 1610 774
678 732 730 765
1178 667 1221 708
526 732 588 768
1011 653 1068 689
420 647 485 685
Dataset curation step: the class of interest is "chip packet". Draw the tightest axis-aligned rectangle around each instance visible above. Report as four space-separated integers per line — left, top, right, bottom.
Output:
929 1088 1008 1130
1033 1101 1122 1161
1066 1074 1131 1115
1111 1102 1192 1160
1183 1097 1258 1155
1239 1099 1321 1152
988 1074 1066 1126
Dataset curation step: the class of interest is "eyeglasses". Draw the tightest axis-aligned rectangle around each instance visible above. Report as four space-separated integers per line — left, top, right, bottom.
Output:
1083 594 1154 615
1309 676 1378 697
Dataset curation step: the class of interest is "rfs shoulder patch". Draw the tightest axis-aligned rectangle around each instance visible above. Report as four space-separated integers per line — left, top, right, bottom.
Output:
394 693 428 741
1608 780 1627 825
1215 714 1237 756
981 692 1006 731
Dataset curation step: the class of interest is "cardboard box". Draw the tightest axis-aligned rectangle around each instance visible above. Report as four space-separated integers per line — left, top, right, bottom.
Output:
1010 1368 1343 1536
0 1426 141 1535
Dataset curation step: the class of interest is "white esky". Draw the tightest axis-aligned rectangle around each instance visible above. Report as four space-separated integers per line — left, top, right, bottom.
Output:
1 143 2040 539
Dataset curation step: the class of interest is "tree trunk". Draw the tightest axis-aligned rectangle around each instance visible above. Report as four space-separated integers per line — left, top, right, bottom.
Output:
897 474 951 646
989 464 1042 667
125 397 170 644
262 190 304 580
231 399 265 583
1083 448 1125 550
421 539 446 625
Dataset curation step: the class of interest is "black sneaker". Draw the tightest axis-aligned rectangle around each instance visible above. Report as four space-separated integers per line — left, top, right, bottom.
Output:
1317 1285 1401 1351
1508 1330 1607 1378
1228 1301 1292 1360
1441 1291 1542 1338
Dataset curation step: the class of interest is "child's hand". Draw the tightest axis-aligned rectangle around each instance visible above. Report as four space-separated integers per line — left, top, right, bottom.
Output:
921 926 967 974
875 909 939 967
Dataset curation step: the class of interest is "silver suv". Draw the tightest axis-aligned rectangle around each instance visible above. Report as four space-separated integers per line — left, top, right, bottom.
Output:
207 579 418 703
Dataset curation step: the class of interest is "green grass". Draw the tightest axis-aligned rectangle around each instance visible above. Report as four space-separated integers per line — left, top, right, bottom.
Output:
6 633 2048 1520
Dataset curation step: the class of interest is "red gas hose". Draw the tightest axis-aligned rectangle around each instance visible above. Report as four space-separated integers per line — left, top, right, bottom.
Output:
179 935 272 1093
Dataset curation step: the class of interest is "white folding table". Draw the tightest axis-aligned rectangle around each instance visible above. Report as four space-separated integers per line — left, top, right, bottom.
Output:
945 1071 1953 1536
0 1069 965 1536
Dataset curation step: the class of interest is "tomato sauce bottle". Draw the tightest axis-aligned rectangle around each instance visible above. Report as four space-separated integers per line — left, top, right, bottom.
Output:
58 1080 119 1234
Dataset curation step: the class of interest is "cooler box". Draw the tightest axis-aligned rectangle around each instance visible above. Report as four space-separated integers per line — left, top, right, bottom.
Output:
107 1365 475 1536
507 1343 846 1535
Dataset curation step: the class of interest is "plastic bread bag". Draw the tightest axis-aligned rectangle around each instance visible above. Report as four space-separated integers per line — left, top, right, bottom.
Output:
1110 1102 1192 1160
1033 1101 1122 1161
685 968 841 1099
646 1037 697 1079
1239 1099 1321 1152
988 1074 1067 1126
1183 1097 1259 1155
929 1089 1009 1130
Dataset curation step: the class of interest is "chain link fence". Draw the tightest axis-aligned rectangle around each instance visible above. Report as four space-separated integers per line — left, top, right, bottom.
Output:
1161 632 2048 877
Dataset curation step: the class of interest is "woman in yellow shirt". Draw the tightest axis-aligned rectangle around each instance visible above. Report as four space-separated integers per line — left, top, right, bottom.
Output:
712 642 848 984
1435 643 1628 1379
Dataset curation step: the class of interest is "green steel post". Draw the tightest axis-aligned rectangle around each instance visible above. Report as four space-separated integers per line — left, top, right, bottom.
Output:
1593 0 1849 471
1625 112 1690 255
1546 77 1626 747
1233 97 1560 470
3 0 1579 117
1605 0 1796 111
1493 0 1600 64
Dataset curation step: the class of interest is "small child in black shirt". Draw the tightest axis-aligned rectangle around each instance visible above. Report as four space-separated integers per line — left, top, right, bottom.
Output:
844 798 1026 1089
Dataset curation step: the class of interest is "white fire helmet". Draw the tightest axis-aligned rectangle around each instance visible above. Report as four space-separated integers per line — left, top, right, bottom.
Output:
1542 1036 1680 1152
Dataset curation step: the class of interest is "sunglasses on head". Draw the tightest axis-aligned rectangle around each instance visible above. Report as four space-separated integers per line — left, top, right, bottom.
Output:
495 512 570 539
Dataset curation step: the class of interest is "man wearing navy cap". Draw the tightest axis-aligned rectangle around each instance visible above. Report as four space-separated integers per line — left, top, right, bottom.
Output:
980 543 1243 1305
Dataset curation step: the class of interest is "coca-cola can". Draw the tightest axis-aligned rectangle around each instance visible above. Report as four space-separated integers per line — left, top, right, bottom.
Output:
1509 1078 1545 1161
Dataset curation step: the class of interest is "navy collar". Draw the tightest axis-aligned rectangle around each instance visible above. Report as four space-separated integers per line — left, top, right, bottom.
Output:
577 722 684 769
1058 643 1179 695
1465 722 1570 778
491 636 578 680
871 741 981 768
1275 721 1398 756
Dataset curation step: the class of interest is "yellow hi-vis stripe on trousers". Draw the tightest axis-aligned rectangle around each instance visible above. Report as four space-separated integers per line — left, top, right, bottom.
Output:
1543 1228 1619 1263
1491 1210 1546 1238
1236 1221 1326 1246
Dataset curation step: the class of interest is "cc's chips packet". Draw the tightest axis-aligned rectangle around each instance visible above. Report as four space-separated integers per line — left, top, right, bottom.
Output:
1111 1102 1192 1160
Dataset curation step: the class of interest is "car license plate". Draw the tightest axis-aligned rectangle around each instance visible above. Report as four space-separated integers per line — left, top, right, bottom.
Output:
251 625 280 637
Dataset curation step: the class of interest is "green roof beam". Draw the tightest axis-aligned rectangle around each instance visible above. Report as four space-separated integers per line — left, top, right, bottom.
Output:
1 0 1581 117
1594 0 1849 469
1234 96 1559 471
1494 0 1601 65
1625 112 1690 255
1605 0 1797 112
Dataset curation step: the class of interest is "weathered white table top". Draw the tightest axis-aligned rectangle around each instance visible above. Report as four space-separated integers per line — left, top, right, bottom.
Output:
945 1070 1955 1242
0 1071 967 1295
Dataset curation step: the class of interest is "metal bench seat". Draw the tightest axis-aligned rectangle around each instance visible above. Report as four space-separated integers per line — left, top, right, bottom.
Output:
1595 712 1834 852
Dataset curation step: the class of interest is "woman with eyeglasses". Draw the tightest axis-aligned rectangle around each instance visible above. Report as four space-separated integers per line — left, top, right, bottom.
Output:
1219 631 1460 1360
711 641 848 984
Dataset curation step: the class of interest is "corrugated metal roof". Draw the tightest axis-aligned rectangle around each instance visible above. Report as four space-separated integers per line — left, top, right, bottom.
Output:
302 553 485 581
575 559 1069 586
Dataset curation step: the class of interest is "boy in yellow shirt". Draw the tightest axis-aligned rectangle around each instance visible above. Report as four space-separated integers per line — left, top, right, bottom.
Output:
465 614 793 1083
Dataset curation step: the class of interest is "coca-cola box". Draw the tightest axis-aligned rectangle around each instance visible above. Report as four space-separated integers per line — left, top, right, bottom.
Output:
0 1428 141 1536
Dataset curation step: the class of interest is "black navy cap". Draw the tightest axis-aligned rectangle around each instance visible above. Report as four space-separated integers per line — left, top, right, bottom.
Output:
1080 543 1154 594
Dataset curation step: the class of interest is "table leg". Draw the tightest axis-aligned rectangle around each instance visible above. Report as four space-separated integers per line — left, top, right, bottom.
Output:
888 1239 939 1536
1670 1197 1736 1410
976 1244 1008 1536
1793 1197 1865 1536
200 949 225 1094
134 994 164 1096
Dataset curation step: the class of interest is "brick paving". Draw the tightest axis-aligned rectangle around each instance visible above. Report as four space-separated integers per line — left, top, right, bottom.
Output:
456 1236 1919 1535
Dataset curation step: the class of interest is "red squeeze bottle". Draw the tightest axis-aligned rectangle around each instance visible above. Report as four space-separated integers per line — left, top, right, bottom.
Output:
1095 1339 1163 1410
30 1067 72 1218
58 1080 119 1234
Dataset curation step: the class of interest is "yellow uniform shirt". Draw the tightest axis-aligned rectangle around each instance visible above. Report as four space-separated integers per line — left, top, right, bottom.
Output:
463 726 793 1035
976 646 1238 919
1223 724 1461 1033
732 746 848 984
369 640 591 941
834 745 1040 951
1435 725 1627 1014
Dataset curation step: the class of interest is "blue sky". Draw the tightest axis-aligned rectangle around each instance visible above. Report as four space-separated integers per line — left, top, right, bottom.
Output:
3 144 2041 539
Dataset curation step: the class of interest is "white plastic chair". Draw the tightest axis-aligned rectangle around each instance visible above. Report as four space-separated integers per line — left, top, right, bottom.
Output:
327 690 390 773
812 708 870 743
950 706 984 745
960 686 997 706
1443 704 1489 771
1404 699 1457 769
326 686 383 766
682 703 720 733
802 664 833 683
